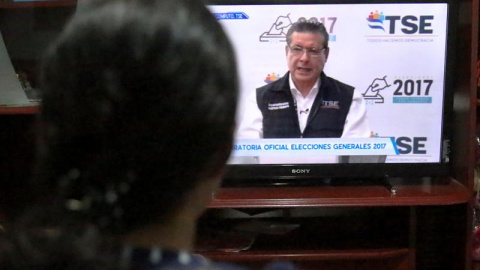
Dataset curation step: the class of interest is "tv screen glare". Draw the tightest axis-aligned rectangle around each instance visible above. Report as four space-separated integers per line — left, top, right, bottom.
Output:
207 1 455 184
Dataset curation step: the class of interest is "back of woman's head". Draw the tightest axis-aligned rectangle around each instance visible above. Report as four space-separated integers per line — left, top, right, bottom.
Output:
0 0 237 268
38 0 237 232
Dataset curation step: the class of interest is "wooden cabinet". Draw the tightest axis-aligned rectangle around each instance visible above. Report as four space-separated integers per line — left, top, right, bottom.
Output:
0 0 478 269
196 179 470 269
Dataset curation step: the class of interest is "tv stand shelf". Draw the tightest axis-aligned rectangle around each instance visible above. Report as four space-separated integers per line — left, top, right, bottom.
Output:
201 248 410 262
200 178 471 269
197 206 414 269
201 248 412 270
202 248 412 270
210 178 470 208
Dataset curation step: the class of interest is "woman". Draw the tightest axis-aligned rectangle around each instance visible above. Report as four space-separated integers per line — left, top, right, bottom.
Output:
0 0 295 269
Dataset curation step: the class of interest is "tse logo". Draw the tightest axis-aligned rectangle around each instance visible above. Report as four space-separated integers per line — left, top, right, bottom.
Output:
396 137 427 154
384 16 434 34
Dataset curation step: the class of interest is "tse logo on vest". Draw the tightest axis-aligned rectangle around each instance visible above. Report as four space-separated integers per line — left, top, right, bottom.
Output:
366 11 434 34
321 100 339 109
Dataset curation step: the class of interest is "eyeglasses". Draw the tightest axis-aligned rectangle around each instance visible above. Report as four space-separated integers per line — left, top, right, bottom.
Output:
287 45 325 58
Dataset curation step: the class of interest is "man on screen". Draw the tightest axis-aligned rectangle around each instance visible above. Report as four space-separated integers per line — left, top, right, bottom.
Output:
237 20 371 139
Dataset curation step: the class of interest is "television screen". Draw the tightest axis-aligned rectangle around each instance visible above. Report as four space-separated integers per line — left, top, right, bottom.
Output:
207 0 454 184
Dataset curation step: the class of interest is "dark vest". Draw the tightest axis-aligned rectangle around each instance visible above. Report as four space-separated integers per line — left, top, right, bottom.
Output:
256 72 354 138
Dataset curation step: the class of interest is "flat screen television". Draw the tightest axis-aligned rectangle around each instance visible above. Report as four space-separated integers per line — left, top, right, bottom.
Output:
206 0 456 186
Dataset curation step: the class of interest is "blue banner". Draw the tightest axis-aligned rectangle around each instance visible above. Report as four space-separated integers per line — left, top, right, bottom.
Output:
214 12 249 20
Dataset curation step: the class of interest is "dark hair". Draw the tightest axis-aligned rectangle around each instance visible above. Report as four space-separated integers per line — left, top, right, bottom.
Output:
286 19 329 49
0 0 237 268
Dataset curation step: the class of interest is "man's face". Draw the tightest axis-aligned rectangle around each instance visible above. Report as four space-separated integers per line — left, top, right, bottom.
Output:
286 32 329 88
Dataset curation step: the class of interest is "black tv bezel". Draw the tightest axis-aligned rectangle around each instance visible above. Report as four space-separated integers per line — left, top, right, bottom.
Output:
207 0 458 186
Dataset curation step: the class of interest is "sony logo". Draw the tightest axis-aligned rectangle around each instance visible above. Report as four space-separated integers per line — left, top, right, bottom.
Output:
291 169 311 174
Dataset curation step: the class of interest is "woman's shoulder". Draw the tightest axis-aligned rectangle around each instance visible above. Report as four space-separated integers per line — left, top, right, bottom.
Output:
127 247 297 270
212 261 297 270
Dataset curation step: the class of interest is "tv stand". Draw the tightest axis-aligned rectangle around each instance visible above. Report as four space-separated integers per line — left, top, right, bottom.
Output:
210 177 467 208
196 177 471 269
